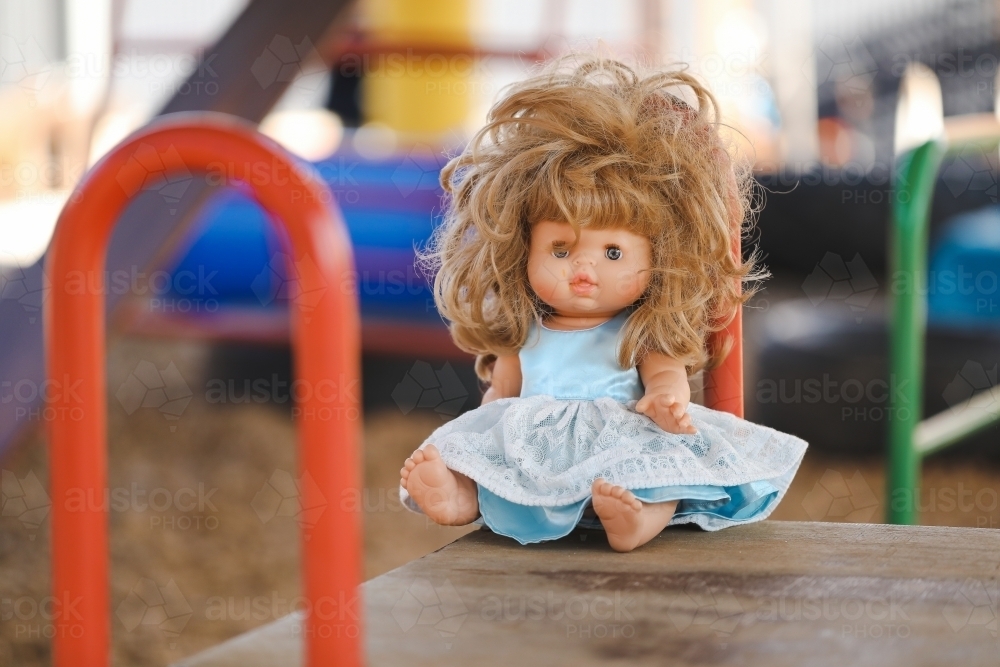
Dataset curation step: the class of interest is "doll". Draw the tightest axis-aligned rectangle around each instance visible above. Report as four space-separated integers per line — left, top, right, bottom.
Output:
399 55 807 552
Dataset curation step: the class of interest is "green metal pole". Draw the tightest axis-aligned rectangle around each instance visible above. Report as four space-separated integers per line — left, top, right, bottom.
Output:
886 140 945 524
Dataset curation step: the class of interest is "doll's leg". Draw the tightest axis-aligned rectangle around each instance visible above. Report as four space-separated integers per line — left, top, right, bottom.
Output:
591 479 677 553
401 444 479 526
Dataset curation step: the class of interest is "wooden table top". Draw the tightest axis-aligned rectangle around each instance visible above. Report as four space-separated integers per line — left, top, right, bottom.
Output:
175 521 1000 667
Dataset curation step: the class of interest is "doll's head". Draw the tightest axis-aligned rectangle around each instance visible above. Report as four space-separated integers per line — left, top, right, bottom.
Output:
423 55 761 379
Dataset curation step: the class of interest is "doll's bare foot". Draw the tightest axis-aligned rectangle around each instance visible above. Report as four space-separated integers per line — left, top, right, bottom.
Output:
591 479 677 552
401 444 479 526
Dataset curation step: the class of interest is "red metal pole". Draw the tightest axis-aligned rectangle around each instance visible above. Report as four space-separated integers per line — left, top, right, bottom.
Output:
704 229 744 418
704 309 744 418
45 113 363 666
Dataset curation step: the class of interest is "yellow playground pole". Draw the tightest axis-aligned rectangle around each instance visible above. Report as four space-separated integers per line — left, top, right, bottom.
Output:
363 0 473 135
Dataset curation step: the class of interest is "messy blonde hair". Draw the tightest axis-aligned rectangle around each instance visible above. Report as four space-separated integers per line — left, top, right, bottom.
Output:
422 54 762 381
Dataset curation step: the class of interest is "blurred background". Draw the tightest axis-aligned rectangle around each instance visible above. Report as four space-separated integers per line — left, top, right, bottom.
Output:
1 0 999 664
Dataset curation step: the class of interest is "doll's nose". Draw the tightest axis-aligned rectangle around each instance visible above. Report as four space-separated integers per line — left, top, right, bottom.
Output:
571 253 596 266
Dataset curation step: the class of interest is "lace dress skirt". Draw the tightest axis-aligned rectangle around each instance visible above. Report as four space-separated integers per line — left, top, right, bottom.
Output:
400 396 808 544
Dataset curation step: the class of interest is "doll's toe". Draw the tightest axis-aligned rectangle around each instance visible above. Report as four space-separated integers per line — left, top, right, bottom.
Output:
610 485 625 499
423 444 441 460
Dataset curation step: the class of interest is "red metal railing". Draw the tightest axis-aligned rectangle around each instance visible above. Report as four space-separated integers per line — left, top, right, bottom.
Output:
704 229 745 418
44 113 363 667
705 309 744 418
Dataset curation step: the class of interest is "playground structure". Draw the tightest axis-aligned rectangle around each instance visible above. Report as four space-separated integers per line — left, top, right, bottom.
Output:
887 115 1000 524
45 115 362 667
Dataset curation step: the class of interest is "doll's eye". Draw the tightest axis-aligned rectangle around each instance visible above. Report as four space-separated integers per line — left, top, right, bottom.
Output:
605 246 622 260
552 248 569 259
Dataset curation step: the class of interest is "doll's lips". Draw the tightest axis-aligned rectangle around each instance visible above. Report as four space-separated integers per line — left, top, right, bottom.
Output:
570 278 597 295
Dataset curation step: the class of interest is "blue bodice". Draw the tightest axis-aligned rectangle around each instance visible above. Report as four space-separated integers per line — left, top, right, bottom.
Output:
518 311 644 403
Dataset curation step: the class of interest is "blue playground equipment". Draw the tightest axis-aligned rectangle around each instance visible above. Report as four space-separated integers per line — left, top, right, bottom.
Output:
154 140 453 347
927 204 1000 330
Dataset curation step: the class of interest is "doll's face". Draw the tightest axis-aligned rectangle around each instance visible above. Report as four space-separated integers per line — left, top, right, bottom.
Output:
527 220 652 318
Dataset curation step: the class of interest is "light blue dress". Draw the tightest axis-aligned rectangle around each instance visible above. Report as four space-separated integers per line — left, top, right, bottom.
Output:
401 311 808 544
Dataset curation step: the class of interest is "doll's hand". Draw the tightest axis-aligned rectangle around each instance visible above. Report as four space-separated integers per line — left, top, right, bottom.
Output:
635 393 697 435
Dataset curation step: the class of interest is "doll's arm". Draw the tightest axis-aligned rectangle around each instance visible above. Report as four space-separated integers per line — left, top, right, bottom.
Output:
636 353 696 435
481 354 522 405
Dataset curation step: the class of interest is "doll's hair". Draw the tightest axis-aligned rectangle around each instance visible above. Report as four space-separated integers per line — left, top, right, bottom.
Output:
421 54 763 381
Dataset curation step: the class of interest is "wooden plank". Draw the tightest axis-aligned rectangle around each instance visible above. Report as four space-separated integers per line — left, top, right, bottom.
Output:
174 521 1000 667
